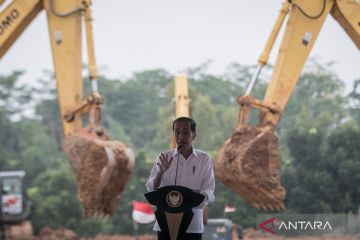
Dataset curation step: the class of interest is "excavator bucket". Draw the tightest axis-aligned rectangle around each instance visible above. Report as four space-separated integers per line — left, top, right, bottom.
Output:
63 130 134 217
214 125 285 211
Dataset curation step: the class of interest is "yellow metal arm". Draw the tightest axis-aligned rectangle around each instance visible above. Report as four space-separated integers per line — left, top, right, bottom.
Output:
216 0 360 212
0 0 103 136
258 1 291 66
0 0 134 217
245 1 291 95
43 0 85 135
332 0 360 49
174 74 191 118
253 0 360 126
171 74 191 148
0 0 43 57
83 0 98 83
261 0 334 125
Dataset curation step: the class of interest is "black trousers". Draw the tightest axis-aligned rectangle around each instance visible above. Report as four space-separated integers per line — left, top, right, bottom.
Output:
157 231 202 240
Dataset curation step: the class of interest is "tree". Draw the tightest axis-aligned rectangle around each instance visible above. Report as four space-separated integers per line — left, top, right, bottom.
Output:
0 72 32 169
324 123 360 213
349 79 360 124
2 59 358 236
281 62 359 213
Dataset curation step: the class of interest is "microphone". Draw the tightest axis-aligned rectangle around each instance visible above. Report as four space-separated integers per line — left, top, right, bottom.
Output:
175 145 182 185
177 144 183 152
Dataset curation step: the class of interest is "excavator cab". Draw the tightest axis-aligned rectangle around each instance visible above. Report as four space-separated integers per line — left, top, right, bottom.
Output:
0 171 32 238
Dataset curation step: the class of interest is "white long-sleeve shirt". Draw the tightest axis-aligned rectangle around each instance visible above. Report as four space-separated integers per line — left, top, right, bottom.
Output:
146 147 215 233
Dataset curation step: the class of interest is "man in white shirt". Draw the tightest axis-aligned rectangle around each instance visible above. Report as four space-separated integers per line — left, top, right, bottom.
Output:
146 117 215 240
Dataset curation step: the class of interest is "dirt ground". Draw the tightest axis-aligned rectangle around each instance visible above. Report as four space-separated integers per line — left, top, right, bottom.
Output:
243 228 360 240
7 227 360 240
6 227 153 240
244 235 360 240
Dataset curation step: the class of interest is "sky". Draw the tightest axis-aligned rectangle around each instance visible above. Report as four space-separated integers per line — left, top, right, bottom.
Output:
0 0 359 92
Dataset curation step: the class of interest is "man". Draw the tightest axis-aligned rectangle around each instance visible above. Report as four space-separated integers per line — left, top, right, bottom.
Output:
146 117 215 240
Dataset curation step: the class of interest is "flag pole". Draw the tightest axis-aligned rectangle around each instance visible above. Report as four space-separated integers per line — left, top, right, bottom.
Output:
133 218 139 240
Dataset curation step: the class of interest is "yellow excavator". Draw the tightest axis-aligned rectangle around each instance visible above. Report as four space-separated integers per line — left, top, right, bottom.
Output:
0 0 134 219
215 0 360 211
1 171 33 238
172 74 191 139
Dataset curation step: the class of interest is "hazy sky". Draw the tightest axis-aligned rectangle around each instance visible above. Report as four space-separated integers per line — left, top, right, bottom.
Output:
1 0 359 92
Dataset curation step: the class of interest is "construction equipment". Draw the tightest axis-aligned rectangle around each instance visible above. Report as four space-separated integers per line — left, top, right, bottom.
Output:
204 218 243 240
171 74 191 147
0 171 32 238
215 0 360 211
0 0 134 217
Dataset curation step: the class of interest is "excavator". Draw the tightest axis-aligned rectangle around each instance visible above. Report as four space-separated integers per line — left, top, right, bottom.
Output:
0 171 32 238
0 0 135 222
172 74 191 131
215 0 360 211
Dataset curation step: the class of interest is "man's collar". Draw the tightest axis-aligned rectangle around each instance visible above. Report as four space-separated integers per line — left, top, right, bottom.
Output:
174 146 197 158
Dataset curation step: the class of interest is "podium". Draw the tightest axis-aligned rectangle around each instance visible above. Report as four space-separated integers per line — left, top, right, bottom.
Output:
145 185 205 240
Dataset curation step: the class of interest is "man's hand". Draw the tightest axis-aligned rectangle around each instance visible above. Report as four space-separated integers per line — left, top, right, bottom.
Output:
154 153 173 189
157 153 173 174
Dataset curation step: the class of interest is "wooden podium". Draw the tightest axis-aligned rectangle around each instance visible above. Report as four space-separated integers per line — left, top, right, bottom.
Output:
145 185 205 240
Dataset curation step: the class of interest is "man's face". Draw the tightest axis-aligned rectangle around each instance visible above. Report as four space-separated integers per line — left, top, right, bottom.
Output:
174 121 196 150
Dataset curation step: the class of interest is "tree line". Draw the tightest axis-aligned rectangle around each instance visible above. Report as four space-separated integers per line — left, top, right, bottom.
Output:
0 60 359 236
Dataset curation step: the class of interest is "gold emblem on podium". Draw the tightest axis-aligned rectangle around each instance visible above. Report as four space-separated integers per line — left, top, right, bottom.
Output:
166 191 183 207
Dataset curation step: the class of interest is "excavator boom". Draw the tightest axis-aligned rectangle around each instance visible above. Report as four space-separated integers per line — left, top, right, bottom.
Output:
215 0 360 211
171 74 191 147
0 0 134 217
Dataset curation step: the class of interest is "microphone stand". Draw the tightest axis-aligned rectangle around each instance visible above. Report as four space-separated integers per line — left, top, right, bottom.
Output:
174 146 181 185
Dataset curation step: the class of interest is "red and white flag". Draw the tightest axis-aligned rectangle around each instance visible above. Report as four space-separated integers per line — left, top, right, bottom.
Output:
224 205 236 213
132 201 155 224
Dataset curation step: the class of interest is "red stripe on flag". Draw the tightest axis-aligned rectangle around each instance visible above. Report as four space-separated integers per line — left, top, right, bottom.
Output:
133 201 154 215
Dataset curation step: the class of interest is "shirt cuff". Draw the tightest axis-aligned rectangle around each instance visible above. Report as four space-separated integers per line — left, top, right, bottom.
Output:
201 189 214 205
146 178 155 192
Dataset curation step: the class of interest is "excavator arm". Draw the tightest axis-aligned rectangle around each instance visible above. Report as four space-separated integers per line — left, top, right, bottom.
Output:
170 74 191 148
215 0 360 211
0 0 134 217
263 0 359 125
174 75 191 119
